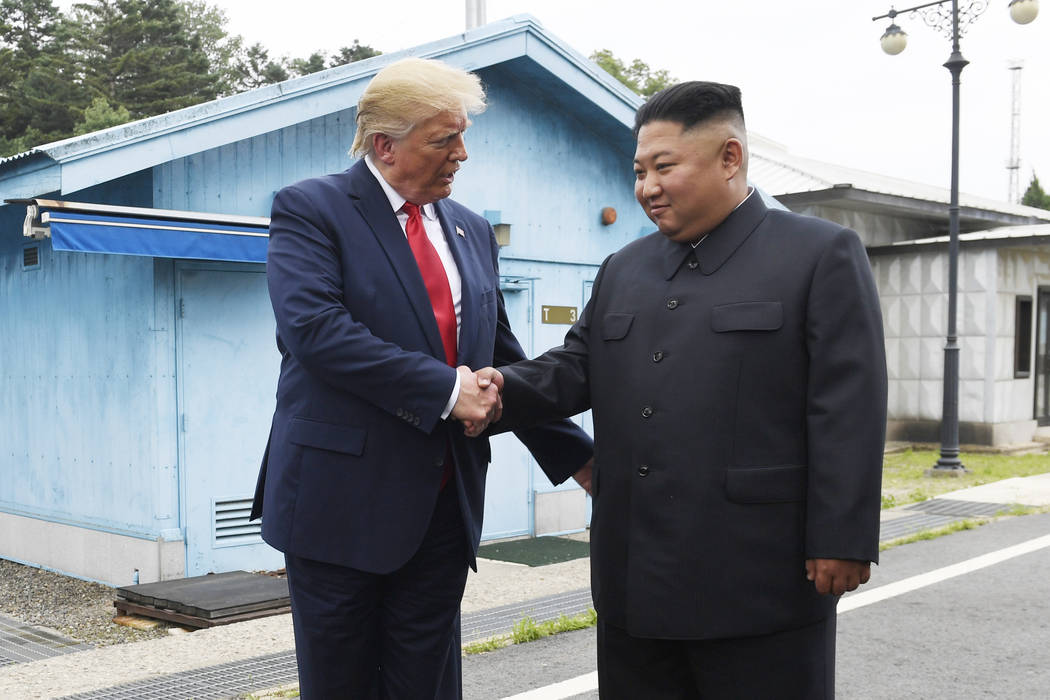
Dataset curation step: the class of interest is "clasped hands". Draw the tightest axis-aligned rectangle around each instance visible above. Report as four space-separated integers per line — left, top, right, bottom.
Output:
451 367 594 495
450 366 505 436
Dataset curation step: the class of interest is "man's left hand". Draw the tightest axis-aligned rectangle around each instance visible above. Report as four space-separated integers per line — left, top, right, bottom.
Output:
805 558 871 596
573 458 594 495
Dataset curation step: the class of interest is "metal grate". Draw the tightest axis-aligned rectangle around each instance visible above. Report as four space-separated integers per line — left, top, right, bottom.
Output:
22 245 40 269
57 650 298 700
213 498 261 546
905 499 1009 518
0 613 92 666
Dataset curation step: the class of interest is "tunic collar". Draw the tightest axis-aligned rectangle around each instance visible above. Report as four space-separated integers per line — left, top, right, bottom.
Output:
660 189 770 280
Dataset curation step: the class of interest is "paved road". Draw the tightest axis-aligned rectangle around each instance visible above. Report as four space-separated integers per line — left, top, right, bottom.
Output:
464 512 1050 699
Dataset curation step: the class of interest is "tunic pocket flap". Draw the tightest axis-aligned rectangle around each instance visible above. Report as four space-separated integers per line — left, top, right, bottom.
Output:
711 301 783 332
289 417 366 456
725 465 806 504
601 312 634 340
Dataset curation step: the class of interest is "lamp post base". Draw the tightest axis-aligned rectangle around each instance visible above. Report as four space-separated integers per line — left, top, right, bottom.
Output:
925 462 968 477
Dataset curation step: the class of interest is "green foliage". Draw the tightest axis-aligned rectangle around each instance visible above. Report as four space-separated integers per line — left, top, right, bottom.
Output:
0 0 383 157
881 449 1050 508
879 518 985 552
463 609 598 655
329 40 381 68
71 0 220 118
589 48 674 97
74 96 131 135
1021 173 1050 210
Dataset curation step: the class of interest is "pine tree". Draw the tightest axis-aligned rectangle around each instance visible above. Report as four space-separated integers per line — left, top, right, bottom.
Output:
0 0 89 155
72 0 221 119
329 40 381 68
1021 173 1050 210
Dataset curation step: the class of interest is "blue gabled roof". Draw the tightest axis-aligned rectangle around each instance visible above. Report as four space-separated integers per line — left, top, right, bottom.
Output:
0 15 642 201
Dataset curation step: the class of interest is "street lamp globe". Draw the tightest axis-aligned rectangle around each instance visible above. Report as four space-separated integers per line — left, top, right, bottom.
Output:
880 23 908 54
1009 0 1039 24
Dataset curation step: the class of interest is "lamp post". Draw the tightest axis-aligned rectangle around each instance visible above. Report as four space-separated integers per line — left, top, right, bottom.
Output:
872 0 1039 474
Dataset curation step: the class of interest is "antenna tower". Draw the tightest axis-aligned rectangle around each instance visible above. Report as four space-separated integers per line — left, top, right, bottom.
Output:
1007 61 1023 203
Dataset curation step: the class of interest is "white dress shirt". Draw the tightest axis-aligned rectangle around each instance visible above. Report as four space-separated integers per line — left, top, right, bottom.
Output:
364 156 462 418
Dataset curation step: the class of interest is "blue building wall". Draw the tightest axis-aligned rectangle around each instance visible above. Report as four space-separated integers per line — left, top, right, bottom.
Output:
0 190 180 541
0 53 653 580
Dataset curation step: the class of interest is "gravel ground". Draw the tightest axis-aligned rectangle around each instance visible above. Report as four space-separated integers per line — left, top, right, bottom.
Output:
0 559 175 646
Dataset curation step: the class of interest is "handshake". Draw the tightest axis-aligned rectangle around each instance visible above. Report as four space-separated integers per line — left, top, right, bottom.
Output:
450 366 505 437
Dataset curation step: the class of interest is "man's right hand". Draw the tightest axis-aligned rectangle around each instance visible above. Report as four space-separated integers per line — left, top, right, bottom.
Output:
461 367 504 437
451 366 502 434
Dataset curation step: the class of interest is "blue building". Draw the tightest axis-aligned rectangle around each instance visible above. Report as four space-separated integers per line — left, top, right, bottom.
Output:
0 16 656 586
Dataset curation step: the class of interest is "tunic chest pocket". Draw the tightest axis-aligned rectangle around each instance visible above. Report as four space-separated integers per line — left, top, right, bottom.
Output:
601 312 634 340
711 301 783 332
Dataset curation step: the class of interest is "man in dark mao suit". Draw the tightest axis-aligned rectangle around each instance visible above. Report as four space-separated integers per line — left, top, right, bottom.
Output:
475 82 887 698
250 57 593 699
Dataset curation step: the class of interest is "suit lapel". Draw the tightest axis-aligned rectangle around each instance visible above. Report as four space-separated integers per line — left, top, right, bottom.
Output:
435 200 480 365
345 161 446 361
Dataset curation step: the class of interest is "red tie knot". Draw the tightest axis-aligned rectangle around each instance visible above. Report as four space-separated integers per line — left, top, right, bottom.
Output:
402 202 422 218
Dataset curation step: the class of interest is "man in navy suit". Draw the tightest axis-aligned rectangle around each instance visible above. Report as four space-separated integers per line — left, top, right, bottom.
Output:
250 57 593 699
475 82 886 698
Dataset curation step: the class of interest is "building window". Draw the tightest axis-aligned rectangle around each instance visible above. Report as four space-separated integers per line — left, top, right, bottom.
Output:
1015 295 1033 378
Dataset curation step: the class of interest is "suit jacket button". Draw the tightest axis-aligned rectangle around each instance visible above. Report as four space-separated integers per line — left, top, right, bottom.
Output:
435 457 444 467
413 416 421 426
641 406 653 418
652 351 664 362
396 408 404 417
637 464 650 477
666 298 679 310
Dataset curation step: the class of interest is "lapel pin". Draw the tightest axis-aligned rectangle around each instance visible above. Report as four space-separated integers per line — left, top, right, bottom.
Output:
456 226 465 238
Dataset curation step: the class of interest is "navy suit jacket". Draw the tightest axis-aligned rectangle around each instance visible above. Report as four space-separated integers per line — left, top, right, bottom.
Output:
251 160 593 574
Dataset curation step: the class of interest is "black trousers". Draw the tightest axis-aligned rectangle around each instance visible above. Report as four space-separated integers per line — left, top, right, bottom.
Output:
284 484 469 699
597 616 836 700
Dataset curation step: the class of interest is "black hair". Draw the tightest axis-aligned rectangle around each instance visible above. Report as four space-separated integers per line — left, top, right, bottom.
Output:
633 81 744 137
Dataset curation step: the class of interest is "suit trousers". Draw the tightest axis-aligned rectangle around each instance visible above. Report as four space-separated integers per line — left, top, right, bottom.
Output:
284 483 469 699
596 615 836 700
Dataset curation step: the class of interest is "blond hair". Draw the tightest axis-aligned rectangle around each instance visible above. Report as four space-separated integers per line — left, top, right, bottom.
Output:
350 58 486 158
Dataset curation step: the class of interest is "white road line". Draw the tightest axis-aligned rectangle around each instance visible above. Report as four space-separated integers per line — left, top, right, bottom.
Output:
839 532 1050 613
500 532 1050 700
500 671 598 699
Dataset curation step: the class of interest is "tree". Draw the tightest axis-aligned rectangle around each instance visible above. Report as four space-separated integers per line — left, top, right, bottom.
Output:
1021 173 1050 210
329 40 381 68
177 0 243 96
71 0 221 119
0 0 89 155
73 96 132 135
590 49 674 97
230 41 289 91
289 50 325 78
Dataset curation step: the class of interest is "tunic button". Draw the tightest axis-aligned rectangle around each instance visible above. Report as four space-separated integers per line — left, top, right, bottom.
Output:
666 299 679 310
396 408 404 417
637 465 650 477
652 351 664 362
435 457 445 467
687 259 699 270
641 406 653 418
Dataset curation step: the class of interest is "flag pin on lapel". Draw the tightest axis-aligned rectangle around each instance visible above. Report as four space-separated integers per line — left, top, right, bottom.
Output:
456 226 465 237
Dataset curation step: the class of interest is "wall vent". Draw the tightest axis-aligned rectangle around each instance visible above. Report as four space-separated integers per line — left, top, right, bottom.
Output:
213 497 262 546
23 245 40 270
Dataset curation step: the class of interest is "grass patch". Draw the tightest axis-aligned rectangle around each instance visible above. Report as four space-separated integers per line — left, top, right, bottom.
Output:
463 609 598 655
879 518 986 551
882 449 1050 508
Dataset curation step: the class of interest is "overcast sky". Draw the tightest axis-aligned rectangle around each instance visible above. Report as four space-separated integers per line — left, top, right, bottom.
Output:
64 0 1050 203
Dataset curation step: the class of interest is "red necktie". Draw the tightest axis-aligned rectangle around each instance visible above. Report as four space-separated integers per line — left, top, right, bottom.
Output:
402 202 457 489
402 202 457 366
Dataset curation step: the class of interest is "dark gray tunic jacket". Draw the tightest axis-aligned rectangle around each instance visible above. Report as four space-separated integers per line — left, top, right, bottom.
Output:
498 192 887 640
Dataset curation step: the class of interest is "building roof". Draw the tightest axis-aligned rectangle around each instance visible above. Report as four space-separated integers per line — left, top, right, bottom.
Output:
0 15 642 201
868 223 1050 255
750 134 1050 228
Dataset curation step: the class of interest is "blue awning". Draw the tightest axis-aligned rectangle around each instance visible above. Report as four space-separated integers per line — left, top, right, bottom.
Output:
41 210 269 263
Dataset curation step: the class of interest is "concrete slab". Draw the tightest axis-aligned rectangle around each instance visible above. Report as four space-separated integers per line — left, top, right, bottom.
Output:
934 473 1050 507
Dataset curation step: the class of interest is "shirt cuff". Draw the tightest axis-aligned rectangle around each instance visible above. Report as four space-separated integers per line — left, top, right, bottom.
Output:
441 371 461 420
